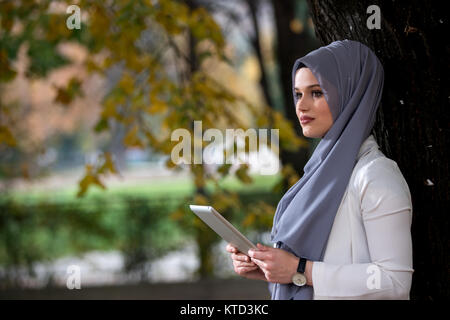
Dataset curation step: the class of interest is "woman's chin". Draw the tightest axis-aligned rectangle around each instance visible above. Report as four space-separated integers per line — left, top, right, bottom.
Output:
302 127 326 139
302 130 317 139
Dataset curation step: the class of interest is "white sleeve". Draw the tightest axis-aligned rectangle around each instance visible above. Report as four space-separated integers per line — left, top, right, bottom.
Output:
312 158 414 299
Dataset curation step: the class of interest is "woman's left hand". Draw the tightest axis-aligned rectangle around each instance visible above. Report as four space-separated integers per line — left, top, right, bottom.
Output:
248 243 299 284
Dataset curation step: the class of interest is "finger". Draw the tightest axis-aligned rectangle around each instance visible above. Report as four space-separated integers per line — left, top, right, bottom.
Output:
248 249 272 261
250 257 267 269
257 243 270 250
226 244 237 253
234 261 257 268
236 266 258 274
231 253 251 262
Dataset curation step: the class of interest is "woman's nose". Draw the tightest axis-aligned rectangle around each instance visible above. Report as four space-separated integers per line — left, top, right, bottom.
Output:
296 98 309 112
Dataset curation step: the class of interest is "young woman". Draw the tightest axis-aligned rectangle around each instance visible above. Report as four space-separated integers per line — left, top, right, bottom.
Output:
226 40 413 300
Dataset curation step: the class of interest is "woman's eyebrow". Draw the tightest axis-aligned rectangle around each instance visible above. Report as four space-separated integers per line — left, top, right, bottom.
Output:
294 84 321 90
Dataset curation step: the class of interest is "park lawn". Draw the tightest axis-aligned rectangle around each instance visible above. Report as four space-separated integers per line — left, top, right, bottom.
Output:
7 173 281 204
0 173 282 270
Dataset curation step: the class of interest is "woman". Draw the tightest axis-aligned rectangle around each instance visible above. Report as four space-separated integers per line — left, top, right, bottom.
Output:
226 40 414 300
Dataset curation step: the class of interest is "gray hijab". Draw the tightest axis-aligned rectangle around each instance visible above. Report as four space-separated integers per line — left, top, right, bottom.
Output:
269 39 384 299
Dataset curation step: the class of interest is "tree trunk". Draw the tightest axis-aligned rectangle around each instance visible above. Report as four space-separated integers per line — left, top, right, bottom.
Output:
187 0 217 279
246 0 321 186
306 0 449 300
270 0 319 178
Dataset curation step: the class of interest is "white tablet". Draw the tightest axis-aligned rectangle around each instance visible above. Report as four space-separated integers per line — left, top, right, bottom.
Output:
189 205 257 256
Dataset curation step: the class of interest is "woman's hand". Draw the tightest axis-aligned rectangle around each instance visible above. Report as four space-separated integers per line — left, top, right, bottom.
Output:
226 243 266 281
248 243 300 284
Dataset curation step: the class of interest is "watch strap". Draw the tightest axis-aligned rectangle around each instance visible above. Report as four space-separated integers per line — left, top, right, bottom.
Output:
297 257 307 274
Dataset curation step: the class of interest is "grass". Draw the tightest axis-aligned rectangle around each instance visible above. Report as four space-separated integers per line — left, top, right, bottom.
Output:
6 173 281 204
0 172 282 269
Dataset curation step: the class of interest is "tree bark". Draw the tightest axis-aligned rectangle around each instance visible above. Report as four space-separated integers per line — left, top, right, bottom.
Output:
246 0 321 184
187 0 215 279
306 0 449 300
270 0 318 178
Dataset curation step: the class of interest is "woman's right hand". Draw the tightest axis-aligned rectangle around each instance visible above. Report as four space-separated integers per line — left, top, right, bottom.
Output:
226 243 266 281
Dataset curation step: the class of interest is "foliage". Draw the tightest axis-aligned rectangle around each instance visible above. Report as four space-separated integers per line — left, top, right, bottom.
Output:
0 187 282 287
0 0 308 278
0 0 305 191
0 194 187 287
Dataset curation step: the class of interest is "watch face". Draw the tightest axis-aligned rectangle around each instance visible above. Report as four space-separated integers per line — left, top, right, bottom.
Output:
292 273 307 286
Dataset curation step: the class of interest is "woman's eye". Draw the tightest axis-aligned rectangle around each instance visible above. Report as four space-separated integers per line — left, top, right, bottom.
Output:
312 91 323 98
295 92 302 99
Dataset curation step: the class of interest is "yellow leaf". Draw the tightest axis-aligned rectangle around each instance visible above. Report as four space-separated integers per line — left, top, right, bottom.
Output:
98 152 118 174
212 192 230 212
0 126 16 147
165 157 177 169
273 111 308 151
235 164 253 184
242 213 255 227
147 98 168 114
194 172 205 188
77 165 105 197
217 163 232 176
193 193 209 206
54 87 72 104
123 125 144 148
169 208 185 221
102 97 119 118
118 73 135 95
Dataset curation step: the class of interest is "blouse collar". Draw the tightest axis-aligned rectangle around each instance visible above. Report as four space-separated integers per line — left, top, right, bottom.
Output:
357 135 379 161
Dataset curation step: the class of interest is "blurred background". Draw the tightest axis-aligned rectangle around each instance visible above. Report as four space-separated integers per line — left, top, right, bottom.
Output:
0 0 321 299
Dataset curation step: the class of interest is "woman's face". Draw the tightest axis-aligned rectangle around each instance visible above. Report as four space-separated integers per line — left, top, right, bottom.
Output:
294 67 333 138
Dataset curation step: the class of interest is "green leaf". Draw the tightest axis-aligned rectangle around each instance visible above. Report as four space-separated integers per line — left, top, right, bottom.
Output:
94 118 109 133
27 39 69 77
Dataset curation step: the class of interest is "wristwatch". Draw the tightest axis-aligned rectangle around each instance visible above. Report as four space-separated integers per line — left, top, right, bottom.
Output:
291 257 307 286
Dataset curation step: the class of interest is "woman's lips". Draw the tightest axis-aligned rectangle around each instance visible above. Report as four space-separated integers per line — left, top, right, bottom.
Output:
300 116 314 124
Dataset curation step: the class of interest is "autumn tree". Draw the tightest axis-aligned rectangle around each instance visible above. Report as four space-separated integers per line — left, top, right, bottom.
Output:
198 0 321 188
0 0 307 278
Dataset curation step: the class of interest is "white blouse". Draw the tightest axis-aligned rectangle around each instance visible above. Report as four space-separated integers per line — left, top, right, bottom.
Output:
311 134 414 299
